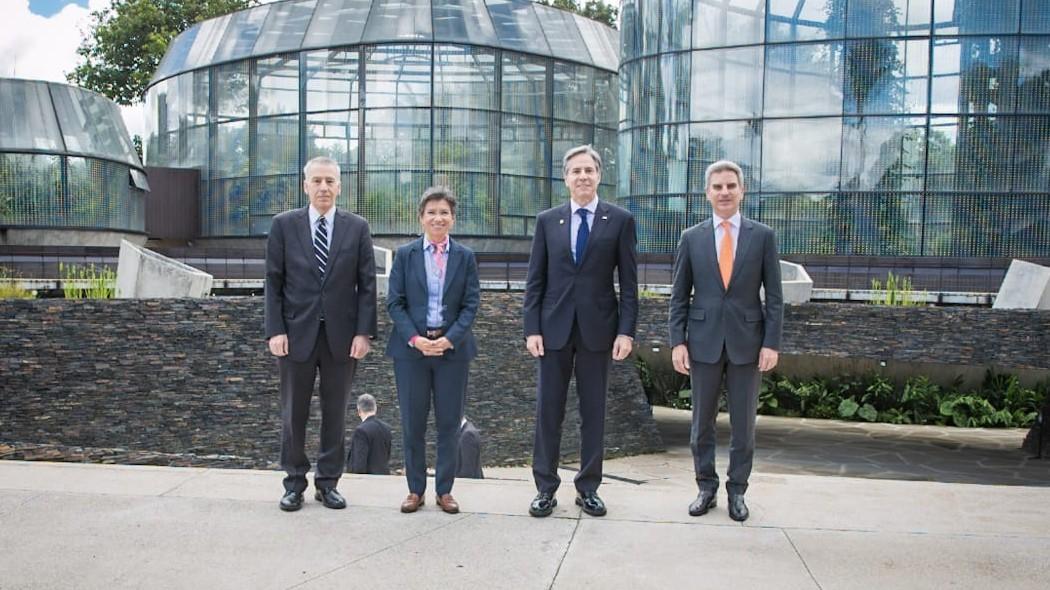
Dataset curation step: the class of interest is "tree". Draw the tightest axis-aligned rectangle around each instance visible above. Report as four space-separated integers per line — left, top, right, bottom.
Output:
68 0 254 105
535 0 618 29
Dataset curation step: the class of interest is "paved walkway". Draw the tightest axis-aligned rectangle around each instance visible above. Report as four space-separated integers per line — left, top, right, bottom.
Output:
3 408 1050 590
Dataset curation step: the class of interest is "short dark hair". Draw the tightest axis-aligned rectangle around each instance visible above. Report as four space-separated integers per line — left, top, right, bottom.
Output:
418 186 457 217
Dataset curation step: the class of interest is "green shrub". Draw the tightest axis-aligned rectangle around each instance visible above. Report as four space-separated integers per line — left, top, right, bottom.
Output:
870 272 923 306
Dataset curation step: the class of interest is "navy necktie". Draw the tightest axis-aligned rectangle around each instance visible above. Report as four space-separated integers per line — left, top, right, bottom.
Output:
575 208 590 265
314 216 329 278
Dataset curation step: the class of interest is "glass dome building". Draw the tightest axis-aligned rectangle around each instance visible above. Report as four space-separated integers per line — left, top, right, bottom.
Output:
619 0 1050 258
144 0 619 243
0 79 147 246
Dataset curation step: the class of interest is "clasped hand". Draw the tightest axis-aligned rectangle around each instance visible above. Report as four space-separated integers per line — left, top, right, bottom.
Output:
415 336 452 357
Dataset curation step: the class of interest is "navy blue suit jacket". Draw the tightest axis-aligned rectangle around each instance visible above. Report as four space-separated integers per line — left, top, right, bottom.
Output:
523 200 638 351
385 237 480 361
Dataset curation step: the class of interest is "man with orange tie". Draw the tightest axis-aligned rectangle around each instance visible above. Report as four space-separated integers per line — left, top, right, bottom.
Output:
668 160 783 522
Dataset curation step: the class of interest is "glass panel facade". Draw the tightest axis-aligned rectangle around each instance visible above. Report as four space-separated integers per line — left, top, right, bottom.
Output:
0 80 63 151
620 0 1050 256
144 3 618 240
51 85 138 165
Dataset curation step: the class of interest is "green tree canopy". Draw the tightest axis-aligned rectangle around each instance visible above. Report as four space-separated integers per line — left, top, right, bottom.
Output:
535 0 618 29
67 0 254 106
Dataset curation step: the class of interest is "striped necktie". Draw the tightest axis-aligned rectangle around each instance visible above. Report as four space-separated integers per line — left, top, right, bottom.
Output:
314 216 329 278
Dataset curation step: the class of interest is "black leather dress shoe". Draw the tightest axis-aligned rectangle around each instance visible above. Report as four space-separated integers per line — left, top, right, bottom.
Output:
315 487 347 509
728 494 749 522
529 492 557 517
688 489 717 517
279 491 303 512
575 491 607 517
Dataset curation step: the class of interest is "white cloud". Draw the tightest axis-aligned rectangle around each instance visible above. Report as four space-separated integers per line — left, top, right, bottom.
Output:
0 0 144 139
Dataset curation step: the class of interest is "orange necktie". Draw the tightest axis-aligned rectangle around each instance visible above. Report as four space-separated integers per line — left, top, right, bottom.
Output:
719 220 733 289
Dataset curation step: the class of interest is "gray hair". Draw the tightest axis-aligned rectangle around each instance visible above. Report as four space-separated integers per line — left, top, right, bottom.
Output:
562 144 603 176
704 160 744 189
303 156 341 178
356 393 377 414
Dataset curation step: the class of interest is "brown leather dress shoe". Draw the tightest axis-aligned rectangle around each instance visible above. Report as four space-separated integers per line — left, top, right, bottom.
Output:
435 494 460 514
401 493 424 513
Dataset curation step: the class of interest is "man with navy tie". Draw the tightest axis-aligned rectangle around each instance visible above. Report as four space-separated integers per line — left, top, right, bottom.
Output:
265 156 377 512
524 145 638 518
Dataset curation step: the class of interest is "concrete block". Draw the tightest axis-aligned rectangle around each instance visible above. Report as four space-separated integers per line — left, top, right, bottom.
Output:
993 259 1050 309
780 260 814 304
116 239 213 298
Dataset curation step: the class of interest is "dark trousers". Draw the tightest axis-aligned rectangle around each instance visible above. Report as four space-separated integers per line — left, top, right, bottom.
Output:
393 356 469 496
279 324 356 493
689 348 760 496
532 323 611 495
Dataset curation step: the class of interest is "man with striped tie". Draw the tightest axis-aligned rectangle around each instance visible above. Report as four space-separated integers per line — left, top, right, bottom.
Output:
265 156 377 512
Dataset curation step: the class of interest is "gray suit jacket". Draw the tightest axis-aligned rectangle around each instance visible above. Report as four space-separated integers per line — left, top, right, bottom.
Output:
668 217 783 365
264 207 378 363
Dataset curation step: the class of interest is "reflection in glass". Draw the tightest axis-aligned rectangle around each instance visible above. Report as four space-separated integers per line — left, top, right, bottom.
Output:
500 175 548 236
252 0 316 55
306 111 359 170
0 80 63 151
693 0 764 49
360 170 431 233
843 39 928 115
363 0 432 42
1012 116 1050 192
0 154 63 226
762 118 842 192
436 171 497 234
250 175 300 234
364 45 432 108
213 120 249 178
534 4 589 59
433 0 498 45
255 56 300 117
660 0 691 52
931 36 1018 115
433 109 499 172
764 42 844 117
551 120 591 178
303 0 371 49
846 0 931 38
214 61 250 120
687 120 761 193
501 114 548 176
502 53 548 117
255 115 300 176
553 62 595 124
933 0 1019 35
485 0 551 56
434 45 497 110
305 50 361 113
1019 37 1050 113
51 85 137 164
840 116 926 192
363 108 431 170
767 0 843 43
691 47 763 121
213 5 270 63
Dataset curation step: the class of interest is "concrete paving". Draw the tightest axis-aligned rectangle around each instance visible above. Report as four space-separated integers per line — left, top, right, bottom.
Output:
1 455 1048 590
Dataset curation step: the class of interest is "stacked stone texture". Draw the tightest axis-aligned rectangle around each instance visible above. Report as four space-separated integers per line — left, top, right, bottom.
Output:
0 296 662 468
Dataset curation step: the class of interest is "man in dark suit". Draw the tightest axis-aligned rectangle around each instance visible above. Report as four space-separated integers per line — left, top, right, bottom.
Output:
347 393 392 475
265 156 377 512
386 187 480 514
524 144 638 518
455 417 484 479
669 159 783 522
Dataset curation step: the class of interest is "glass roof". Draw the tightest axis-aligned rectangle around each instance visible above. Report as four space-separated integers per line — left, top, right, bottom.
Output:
151 0 618 84
0 79 142 168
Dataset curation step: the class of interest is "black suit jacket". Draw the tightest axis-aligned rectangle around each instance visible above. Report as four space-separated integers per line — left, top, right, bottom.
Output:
347 416 392 475
523 200 638 351
264 207 378 363
455 419 484 479
668 216 783 364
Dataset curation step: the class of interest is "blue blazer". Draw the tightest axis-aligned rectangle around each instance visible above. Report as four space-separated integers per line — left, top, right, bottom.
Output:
385 237 480 361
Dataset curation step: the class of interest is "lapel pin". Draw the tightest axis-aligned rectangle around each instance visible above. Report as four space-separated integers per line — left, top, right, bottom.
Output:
559 219 565 225
601 215 608 220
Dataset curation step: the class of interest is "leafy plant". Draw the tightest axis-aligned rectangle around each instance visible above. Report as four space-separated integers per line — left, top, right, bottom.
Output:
59 263 116 299
870 272 923 306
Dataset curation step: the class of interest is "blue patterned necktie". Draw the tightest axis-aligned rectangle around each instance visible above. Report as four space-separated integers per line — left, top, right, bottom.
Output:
314 216 329 278
575 208 590 265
